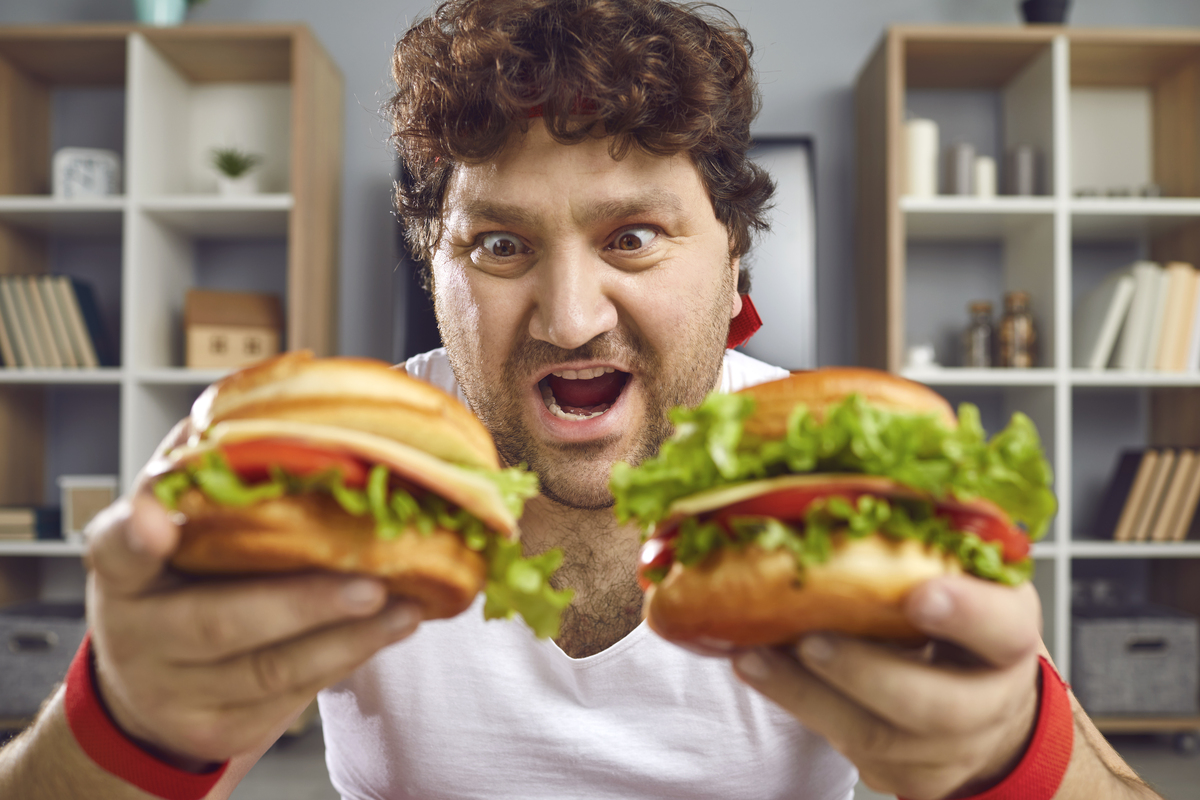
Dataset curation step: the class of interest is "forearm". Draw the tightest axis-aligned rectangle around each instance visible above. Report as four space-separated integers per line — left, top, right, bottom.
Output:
0 686 160 799
0 685 264 800
1055 696 1161 800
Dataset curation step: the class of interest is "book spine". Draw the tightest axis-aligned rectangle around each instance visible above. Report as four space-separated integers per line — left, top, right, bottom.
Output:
1132 449 1177 542
25 275 63 368
0 283 17 368
11 276 48 367
0 277 35 368
1113 450 1160 542
55 276 100 369
40 275 79 369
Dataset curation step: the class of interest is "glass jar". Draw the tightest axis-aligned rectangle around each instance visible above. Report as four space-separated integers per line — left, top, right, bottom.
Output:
998 290 1037 368
962 300 994 367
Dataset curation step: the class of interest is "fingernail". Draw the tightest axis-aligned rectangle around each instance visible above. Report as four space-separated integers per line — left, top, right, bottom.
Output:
800 635 835 664
914 584 955 624
383 603 420 633
734 650 772 681
341 578 385 611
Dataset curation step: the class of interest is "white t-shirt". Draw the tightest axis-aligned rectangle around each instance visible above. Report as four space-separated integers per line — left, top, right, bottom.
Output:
318 349 856 800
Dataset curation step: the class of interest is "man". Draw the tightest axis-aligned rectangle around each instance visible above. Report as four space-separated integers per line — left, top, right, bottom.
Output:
0 1 1165 798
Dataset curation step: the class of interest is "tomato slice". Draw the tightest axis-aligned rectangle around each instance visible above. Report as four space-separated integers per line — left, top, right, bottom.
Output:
674 480 1029 564
220 439 371 488
938 504 1029 561
637 534 676 590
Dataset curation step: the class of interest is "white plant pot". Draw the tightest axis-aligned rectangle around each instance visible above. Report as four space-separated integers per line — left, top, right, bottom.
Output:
217 173 261 197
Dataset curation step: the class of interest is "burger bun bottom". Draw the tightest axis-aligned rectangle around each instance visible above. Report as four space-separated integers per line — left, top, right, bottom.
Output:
644 534 962 648
169 489 486 621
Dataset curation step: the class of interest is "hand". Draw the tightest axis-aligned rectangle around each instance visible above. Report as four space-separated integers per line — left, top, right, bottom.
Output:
732 575 1043 800
83 420 422 767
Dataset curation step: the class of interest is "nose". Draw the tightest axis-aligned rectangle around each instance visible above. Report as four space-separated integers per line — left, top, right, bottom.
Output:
527 247 619 350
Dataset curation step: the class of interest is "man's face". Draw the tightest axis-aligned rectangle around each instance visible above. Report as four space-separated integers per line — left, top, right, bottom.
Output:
430 122 740 510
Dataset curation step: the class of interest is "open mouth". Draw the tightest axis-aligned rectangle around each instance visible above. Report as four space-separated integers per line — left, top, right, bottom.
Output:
539 367 630 421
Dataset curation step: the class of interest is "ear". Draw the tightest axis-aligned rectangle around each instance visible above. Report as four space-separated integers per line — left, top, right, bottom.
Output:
729 256 743 319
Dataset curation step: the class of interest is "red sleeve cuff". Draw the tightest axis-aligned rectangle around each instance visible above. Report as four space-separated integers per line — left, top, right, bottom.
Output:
902 655 1074 800
64 631 229 800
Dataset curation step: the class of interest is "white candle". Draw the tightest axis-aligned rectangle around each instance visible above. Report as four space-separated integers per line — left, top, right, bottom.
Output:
974 155 997 198
905 118 939 198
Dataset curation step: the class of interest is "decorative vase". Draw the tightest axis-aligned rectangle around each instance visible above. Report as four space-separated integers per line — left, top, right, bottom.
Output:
1020 0 1071 24
134 0 188 27
217 173 261 197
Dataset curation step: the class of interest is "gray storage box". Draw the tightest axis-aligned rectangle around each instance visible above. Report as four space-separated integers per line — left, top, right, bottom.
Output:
0 603 87 720
1072 605 1199 716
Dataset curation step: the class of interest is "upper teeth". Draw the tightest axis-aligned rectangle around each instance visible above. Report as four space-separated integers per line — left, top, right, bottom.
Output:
551 367 615 380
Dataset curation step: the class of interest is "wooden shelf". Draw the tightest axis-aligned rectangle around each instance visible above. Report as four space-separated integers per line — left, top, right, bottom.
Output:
0 23 342 611
857 24 1200 682
0 196 125 235
141 194 292 237
0 541 85 557
0 368 123 385
1092 716 1200 734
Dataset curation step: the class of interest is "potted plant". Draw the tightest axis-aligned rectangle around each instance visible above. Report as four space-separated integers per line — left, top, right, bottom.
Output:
211 147 264 196
134 0 206 26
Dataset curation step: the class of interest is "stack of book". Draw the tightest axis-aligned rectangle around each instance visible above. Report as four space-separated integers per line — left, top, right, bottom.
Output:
1072 261 1200 371
0 507 63 542
0 274 114 369
1096 449 1200 542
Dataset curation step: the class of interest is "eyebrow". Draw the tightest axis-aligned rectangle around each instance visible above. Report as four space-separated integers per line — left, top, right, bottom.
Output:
458 188 687 230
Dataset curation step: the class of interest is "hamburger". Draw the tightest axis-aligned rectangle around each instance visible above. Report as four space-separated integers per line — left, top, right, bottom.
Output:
149 351 572 638
610 368 1056 648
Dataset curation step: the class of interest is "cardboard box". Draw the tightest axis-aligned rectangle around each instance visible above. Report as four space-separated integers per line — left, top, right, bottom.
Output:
185 289 282 369
57 474 118 543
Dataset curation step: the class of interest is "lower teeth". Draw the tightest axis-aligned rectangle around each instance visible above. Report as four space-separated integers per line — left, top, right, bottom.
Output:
542 384 610 421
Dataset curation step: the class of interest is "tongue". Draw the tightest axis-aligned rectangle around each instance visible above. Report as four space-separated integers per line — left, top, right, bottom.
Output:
548 371 626 409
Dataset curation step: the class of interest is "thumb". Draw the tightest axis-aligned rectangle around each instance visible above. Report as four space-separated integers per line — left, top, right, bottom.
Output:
86 491 180 597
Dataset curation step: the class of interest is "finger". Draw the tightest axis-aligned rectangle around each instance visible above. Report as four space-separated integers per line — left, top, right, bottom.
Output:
904 575 1042 667
136 572 391 662
792 633 1038 736
180 601 420 706
86 492 179 597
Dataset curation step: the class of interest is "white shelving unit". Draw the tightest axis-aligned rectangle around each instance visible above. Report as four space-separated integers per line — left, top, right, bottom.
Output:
857 27 1200 731
0 24 342 608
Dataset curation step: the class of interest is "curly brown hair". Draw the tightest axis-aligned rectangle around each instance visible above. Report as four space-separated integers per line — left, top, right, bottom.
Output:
387 0 773 292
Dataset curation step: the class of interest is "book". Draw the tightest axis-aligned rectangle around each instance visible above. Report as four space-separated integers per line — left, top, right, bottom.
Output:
1173 267 1200 371
39 276 78 368
69 279 115 367
1114 261 1163 370
0 278 34 367
1113 450 1161 542
24 275 63 368
0 506 63 539
1169 459 1200 541
1072 268 1135 369
0 290 17 367
1153 262 1196 371
1150 449 1196 541
1142 265 1172 370
1131 448 1178 542
8 276 48 367
1094 450 1145 540
1187 276 1200 372
53 276 100 369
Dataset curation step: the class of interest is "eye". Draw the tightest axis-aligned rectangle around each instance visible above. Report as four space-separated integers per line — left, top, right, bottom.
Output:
610 227 657 252
480 232 527 257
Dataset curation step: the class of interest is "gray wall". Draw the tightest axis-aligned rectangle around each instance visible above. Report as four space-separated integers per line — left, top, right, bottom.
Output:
5 0 1200 366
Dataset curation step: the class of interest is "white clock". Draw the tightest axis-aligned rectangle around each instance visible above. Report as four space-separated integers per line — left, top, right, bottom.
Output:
52 148 122 199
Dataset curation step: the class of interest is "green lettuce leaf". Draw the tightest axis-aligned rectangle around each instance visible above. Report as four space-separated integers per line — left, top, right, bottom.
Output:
153 452 569 636
611 391 1056 541
482 537 574 638
664 493 1032 586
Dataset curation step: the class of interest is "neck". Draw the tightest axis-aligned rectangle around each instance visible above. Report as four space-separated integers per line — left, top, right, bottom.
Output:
519 494 645 658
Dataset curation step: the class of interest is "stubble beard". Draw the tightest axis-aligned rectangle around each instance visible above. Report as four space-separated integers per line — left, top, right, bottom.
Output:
438 296 731 512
